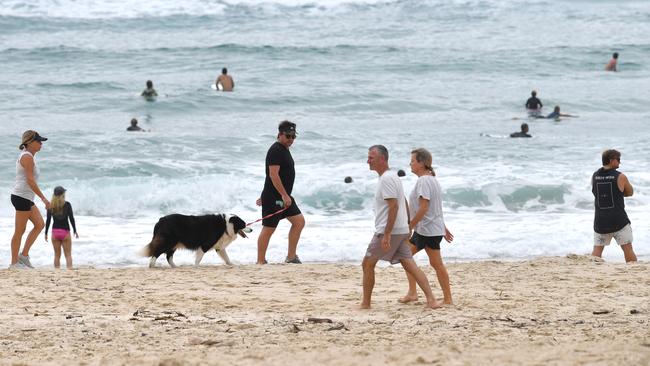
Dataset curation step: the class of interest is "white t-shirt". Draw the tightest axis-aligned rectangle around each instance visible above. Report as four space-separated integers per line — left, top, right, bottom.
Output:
408 175 445 236
374 170 409 235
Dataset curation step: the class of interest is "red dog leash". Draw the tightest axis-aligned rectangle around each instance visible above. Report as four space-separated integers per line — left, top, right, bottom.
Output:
246 206 289 227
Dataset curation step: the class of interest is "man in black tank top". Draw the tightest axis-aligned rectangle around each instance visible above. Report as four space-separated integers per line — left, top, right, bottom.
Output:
591 149 637 262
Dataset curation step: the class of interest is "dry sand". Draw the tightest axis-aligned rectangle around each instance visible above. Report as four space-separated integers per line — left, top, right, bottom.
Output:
1 255 649 365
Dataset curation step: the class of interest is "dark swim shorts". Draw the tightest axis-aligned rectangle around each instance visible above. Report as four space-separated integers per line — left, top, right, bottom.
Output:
261 196 302 228
409 232 443 251
11 194 34 212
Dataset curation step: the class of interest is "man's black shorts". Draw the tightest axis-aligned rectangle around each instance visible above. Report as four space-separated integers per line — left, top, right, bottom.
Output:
262 196 301 228
11 194 34 212
409 231 443 251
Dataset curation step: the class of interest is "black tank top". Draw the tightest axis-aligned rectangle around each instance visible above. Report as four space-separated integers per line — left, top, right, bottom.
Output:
592 168 630 234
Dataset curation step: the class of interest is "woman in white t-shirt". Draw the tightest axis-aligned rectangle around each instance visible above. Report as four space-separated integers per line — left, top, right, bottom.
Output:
400 148 454 305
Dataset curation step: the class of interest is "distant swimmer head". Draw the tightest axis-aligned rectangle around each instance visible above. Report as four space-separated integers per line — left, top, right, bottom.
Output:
146 80 153 89
131 118 138 126
19 130 47 150
553 106 560 113
397 169 406 177
344 176 353 183
222 67 228 75
521 123 529 133
613 52 619 59
531 90 537 97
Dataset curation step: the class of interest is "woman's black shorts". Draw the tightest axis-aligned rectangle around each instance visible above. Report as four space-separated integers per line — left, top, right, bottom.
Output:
11 194 34 212
409 232 443 251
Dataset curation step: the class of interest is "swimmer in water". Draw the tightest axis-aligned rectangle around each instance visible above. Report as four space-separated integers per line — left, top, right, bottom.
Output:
510 123 532 138
141 80 158 99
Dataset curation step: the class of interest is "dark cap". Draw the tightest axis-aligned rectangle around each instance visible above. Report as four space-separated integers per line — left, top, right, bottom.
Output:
278 120 297 134
20 130 47 150
53 186 66 196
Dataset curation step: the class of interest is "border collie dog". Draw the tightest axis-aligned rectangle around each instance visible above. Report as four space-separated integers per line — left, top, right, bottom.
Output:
142 214 252 268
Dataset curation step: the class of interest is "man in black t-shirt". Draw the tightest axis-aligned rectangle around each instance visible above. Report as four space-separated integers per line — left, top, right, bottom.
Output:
256 121 305 264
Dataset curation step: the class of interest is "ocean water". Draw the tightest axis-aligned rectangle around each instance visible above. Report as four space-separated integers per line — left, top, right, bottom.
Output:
1 0 649 268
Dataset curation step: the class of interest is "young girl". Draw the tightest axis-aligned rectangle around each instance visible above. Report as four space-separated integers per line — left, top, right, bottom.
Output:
45 186 79 269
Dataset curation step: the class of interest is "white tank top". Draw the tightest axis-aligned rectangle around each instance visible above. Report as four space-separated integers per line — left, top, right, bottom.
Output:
12 151 38 201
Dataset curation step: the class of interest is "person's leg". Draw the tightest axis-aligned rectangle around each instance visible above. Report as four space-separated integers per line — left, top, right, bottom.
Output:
257 226 276 264
591 246 604 258
620 244 637 263
62 235 73 269
52 239 62 268
21 205 44 256
361 256 379 309
425 247 452 304
400 258 440 309
399 244 420 303
10 211 31 265
285 214 305 261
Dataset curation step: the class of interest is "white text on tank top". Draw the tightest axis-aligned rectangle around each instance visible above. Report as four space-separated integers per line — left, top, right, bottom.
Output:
374 170 409 235
408 175 445 236
12 151 38 201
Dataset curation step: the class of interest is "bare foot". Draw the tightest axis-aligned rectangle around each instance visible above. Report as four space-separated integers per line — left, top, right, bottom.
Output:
398 295 418 304
425 299 441 310
359 303 371 310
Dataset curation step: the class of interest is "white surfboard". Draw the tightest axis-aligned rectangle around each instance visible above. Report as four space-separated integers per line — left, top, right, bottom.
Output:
211 83 223 91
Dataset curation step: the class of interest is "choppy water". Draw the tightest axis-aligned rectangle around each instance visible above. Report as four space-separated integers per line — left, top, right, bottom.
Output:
1 0 649 267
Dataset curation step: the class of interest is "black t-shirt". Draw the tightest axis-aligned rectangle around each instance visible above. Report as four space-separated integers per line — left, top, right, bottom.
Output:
592 168 630 233
525 97 543 109
46 201 78 234
262 142 295 201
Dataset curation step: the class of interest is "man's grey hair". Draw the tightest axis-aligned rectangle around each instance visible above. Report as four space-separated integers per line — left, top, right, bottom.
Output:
369 145 389 161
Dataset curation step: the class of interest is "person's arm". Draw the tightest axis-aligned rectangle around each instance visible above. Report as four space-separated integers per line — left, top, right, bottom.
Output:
618 173 633 197
381 198 399 251
444 226 454 243
231 77 235 89
45 209 52 241
409 197 429 232
67 203 79 237
539 100 543 108
20 154 50 209
559 113 578 117
268 165 292 207
216 76 222 87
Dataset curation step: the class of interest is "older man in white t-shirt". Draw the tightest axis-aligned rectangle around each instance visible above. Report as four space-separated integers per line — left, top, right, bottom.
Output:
360 145 440 310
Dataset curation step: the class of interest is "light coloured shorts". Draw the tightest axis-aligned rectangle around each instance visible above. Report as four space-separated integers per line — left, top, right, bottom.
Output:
594 224 633 247
365 233 412 264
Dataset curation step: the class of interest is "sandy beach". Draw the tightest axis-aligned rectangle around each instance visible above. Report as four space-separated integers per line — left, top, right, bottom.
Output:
1 255 649 365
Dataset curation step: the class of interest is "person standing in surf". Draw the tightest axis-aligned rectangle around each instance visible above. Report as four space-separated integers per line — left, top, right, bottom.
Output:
9 130 50 269
215 68 234 91
591 149 637 262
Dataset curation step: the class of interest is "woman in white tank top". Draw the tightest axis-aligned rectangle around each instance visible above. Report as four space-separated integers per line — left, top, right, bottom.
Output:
9 130 50 269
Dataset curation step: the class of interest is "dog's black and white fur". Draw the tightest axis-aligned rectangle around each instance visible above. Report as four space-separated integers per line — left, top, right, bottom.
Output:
142 213 252 268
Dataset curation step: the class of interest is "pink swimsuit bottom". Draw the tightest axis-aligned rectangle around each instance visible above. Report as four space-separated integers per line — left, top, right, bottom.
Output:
52 228 69 241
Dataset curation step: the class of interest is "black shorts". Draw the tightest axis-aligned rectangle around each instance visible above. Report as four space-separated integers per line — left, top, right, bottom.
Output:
11 194 34 212
409 232 443 251
261 196 302 228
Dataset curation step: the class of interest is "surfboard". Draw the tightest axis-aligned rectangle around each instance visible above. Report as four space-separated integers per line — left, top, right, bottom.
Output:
211 83 223 91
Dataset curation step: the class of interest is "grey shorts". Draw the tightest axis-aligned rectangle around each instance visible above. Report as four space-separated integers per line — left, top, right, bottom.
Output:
594 224 633 247
365 233 412 264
